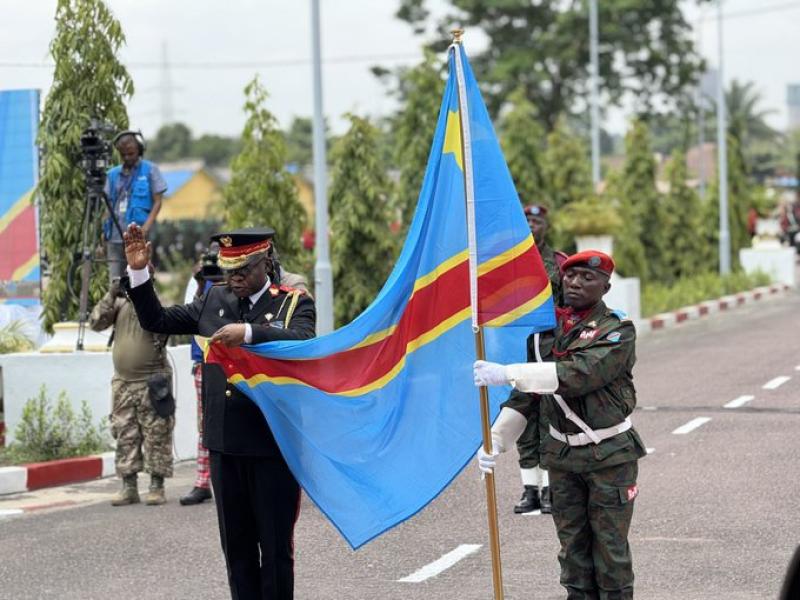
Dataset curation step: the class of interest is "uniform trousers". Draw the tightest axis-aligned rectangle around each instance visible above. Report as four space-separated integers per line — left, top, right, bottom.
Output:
549 460 638 600
192 363 210 489
210 452 301 600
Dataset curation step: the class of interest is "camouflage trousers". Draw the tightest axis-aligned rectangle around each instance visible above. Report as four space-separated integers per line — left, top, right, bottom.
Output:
110 376 174 478
549 460 638 600
516 407 544 469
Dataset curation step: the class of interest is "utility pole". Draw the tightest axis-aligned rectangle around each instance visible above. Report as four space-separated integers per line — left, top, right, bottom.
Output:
716 0 730 275
311 0 334 334
589 0 601 186
159 41 175 126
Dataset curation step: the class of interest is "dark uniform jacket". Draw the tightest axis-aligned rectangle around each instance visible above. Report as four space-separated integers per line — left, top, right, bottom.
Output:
504 301 647 473
126 278 316 456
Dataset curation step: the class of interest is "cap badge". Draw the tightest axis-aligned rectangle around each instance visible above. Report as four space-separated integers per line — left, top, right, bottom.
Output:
588 256 601 267
219 236 233 248
218 308 224 317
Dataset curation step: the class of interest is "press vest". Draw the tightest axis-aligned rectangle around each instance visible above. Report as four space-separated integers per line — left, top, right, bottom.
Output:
105 160 154 239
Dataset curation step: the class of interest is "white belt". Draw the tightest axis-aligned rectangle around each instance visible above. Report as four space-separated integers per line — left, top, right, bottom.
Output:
549 417 632 447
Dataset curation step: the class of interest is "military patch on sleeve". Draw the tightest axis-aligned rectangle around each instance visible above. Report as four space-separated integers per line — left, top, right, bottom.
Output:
606 331 622 343
270 321 285 329
626 484 639 502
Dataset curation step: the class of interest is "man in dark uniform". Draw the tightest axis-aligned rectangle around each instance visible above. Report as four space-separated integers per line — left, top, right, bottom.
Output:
122 223 316 600
512 203 567 515
474 250 646 600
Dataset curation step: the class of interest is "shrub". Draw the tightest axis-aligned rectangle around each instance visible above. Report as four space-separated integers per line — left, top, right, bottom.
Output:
1 386 111 464
642 270 772 317
0 321 35 354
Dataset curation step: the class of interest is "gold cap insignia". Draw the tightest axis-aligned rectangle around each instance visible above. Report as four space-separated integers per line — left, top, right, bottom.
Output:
219 236 233 248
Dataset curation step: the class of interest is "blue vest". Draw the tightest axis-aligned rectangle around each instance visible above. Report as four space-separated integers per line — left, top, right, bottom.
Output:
104 160 154 239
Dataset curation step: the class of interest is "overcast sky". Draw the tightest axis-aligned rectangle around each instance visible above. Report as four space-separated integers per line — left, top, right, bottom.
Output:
1 0 799 140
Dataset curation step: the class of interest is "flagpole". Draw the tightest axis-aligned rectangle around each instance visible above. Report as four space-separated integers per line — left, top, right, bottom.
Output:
450 29 505 600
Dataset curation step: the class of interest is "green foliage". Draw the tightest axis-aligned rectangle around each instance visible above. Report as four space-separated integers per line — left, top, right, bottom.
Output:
0 321 36 354
329 115 397 327
392 50 445 232
396 0 706 128
2 386 110 464
499 88 547 208
661 150 709 280
554 195 621 238
224 77 307 273
601 171 646 279
619 120 667 281
37 0 133 333
148 122 192 162
642 270 771 317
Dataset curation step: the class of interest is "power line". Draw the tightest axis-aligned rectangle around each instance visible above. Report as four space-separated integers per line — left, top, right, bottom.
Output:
0 51 421 70
699 0 800 23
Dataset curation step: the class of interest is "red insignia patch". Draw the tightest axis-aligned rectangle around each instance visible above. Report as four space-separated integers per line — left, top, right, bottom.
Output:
627 484 639 502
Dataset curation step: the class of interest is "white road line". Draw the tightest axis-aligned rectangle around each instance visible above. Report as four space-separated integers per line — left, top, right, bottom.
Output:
724 395 755 409
398 544 482 583
763 376 791 390
672 417 711 435
646 447 655 454
795 365 800 371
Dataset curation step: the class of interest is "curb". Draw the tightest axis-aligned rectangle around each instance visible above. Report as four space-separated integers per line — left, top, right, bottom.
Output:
0 451 115 496
636 283 793 335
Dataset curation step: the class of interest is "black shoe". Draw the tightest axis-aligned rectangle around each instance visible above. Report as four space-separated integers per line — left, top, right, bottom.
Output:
539 486 552 514
513 485 541 514
179 487 212 506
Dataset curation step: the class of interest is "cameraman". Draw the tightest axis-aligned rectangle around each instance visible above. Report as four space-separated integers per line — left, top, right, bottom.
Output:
104 131 167 282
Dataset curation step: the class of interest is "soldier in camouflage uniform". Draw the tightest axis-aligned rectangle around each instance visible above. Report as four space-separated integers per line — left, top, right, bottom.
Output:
90 278 174 506
513 204 567 515
475 250 646 599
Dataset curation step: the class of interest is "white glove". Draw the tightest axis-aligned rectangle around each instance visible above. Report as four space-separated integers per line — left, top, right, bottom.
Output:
473 360 509 387
476 445 499 474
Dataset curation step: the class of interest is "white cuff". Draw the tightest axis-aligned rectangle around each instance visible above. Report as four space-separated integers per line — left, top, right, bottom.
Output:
244 323 252 344
490 407 528 453
506 362 559 394
127 266 150 288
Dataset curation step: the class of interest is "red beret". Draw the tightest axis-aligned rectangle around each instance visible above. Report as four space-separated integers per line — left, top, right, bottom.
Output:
523 204 548 217
561 250 614 276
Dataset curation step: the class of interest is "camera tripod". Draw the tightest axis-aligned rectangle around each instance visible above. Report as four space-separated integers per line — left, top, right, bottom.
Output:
74 182 124 351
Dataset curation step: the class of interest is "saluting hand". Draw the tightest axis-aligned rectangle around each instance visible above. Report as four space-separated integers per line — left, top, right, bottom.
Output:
210 324 247 347
123 223 151 270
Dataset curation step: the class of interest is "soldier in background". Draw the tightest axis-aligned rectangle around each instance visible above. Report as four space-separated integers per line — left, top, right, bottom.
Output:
474 250 646 599
89 274 174 506
512 204 566 515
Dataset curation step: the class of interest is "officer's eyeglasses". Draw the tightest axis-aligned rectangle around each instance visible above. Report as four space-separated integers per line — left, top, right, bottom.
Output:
223 257 265 279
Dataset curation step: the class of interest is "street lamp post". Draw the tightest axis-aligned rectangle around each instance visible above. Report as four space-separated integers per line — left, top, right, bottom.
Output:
716 0 730 275
589 0 601 186
311 0 334 333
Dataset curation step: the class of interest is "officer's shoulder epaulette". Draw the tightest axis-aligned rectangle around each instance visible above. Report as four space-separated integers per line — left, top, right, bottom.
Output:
268 284 307 297
608 308 632 323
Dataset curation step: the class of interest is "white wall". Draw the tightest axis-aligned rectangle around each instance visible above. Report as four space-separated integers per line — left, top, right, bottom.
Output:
0 345 198 462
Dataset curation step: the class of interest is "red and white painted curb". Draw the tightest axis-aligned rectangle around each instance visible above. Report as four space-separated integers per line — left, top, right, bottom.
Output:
637 283 793 334
0 451 115 496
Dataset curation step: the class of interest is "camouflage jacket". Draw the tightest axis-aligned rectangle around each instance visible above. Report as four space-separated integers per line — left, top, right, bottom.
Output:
503 301 646 473
538 243 564 307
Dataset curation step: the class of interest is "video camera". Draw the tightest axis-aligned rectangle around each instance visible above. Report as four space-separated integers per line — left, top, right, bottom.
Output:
79 119 115 186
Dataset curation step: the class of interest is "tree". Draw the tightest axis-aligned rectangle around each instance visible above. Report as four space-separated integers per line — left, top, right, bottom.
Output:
224 77 306 273
499 88 547 207
604 170 647 279
662 150 708 279
191 134 241 167
391 50 444 231
329 115 396 327
395 0 708 129
618 120 666 282
148 122 192 162
37 0 133 332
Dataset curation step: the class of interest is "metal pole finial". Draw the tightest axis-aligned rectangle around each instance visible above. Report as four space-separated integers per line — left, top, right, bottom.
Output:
451 28 464 43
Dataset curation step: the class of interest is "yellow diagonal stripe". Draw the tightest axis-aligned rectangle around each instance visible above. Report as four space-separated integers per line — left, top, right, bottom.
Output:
0 190 33 236
11 253 39 281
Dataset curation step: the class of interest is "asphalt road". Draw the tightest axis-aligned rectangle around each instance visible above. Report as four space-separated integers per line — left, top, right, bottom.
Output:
1 290 799 600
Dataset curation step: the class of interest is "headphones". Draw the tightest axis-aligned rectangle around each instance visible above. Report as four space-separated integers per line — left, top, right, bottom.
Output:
112 130 146 156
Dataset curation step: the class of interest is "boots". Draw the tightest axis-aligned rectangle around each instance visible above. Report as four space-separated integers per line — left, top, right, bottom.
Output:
179 486 212 506
144 474 166 505
111 474 140 506
539 486 552 514
513 485 541 514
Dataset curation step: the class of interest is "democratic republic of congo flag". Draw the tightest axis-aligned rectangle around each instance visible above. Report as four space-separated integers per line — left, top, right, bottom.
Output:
207 43 556 549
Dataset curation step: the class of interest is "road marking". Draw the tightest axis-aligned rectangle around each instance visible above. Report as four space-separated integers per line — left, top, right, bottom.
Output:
672 417 711 435
763 376 790 390
646 447 655 454
0 509 24 518
795 365 800 371
398 544 482 583
724 395 755 409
